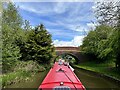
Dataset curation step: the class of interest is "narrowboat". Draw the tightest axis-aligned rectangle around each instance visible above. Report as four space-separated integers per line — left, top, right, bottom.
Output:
39 61 85 90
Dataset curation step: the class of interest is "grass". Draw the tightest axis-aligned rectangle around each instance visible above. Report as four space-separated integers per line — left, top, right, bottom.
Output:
1 70 32 88
1 60 51 88
75 61 120 80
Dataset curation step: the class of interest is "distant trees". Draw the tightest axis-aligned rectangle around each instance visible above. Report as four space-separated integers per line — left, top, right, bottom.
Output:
81 2 120 68
2 3 54 73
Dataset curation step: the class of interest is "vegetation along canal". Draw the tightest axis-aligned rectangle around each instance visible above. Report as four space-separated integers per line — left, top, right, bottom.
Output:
5 70 49 89
5 67 119 89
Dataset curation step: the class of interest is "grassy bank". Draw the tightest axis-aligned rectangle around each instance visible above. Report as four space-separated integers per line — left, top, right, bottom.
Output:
1 61 51 88
75 61 120 80
1 70 31 88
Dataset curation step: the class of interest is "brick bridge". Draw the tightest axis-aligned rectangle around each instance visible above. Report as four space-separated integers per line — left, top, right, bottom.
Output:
55 47 85 63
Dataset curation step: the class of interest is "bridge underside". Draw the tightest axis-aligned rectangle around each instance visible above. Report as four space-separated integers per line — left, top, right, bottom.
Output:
55 47 87 63
55 51 84 63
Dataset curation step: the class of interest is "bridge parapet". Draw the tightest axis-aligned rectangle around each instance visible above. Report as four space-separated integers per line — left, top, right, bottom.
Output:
55 47 80 51
55 47 81 62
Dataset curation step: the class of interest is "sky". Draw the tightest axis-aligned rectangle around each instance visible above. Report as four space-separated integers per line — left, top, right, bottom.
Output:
13 1 97 47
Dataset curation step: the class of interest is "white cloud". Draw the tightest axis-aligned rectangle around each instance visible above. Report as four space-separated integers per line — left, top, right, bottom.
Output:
87 22 96 30
87 22 99 30
16 2 96 30
53 35 84 47
13 2 96 47
47 28 75 37
48 20 89 33
19 4 53 15
74 26 87 32
17 2 69 15
53 2 68 14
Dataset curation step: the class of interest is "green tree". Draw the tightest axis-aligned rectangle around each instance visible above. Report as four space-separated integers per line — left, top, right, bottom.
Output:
81 25 113 62
22 24 54 64
2 24 21 73
2 3 23 73
23 20 32 31
2 3 22 29
94 2 120 68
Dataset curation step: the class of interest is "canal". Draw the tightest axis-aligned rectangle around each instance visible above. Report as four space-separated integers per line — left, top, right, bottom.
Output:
75 68 120 89
5 67 120 89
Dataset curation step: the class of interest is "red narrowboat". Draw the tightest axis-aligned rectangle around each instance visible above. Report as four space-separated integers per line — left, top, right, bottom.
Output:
39 62 85 90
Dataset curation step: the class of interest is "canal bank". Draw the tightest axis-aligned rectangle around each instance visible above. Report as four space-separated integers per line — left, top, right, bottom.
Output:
1 60 51 89
2 63 120 89
74 66 120 89
4 70 49 89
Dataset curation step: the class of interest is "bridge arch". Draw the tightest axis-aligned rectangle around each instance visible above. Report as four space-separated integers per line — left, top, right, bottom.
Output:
54 52 80 64
54 47 87 64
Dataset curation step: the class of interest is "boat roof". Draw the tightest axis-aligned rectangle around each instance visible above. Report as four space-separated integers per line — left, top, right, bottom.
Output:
39 62 85 89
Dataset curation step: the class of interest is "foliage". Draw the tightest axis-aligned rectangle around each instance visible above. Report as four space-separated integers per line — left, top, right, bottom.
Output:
2 3 22 28
14 61 46 72
1 70 31 87
21 24 54 64
1 2 54 88
1 60 48 88
81 25 113 62
2 3 54 73
82 2 120 68
94 2 120 26
23 20 32 31
2 3 22 73
94 2 120 68
108 29 120 68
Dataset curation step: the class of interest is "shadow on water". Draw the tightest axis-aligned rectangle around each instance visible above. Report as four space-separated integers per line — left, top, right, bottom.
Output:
5 70 49 89
74 68 120 89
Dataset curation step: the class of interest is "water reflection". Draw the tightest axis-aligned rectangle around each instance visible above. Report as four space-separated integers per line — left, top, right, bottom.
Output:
75 68 120 89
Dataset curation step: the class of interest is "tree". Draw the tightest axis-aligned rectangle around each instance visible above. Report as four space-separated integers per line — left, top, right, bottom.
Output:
94 2 120 68
81 25 113 62
94 2 119 26
2 2 55 73
2 3 23 73
23 20 32 31
2 24 21 73
22 24 54 64
2 3 22 29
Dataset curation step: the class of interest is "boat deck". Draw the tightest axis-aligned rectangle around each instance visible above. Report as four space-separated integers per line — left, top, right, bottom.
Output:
39 62 85 90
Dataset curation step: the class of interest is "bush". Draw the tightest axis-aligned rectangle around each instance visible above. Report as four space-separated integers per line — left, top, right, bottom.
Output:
14 61 46 73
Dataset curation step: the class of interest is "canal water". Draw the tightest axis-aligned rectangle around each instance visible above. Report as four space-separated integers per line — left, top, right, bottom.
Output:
5 67 120 89
75 68 120 89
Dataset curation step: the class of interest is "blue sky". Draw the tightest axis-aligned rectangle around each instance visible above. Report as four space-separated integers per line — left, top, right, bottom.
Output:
14 2 96 46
